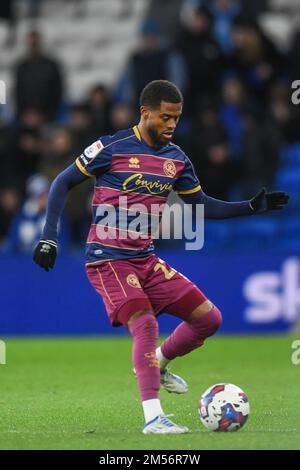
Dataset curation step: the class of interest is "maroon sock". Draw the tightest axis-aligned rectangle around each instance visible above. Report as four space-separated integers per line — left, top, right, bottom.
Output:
161 306 222 360
128 314 160 401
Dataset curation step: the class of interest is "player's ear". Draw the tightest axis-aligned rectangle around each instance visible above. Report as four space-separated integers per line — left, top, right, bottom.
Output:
140 105 150 120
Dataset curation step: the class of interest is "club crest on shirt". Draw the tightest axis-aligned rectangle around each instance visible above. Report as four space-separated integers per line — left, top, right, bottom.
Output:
163 159 176 178
126 274 141 288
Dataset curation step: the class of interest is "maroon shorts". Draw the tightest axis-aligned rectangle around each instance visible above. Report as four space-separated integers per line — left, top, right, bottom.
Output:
86 254 207 327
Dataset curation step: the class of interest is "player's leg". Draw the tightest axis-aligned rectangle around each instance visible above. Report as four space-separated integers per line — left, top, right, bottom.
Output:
118 306 161 423
143 256 222 392
117 306 188 434
157 287 222 370
86 261 188 433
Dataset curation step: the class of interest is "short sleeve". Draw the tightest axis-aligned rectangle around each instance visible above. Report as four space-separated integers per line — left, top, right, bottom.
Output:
174 154 201 195
75 136 112 177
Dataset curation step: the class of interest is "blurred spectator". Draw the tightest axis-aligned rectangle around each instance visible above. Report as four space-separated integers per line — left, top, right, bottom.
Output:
231 19 284 103
109 103 135 134
208 0 241 55
9 109 44 192
40 127 73 179
87 85 111 139
146 0 185 43
0 188 20 242
115 19 187 106
0 118 14 189
189 100 237 199
240 105 280 197
0 0 16 46
6 174 69 253
180 0 241 54
40 125 92 247
15 31 63 121
219 76 247 159
268 80 300 144
200 137 237 199
177 5 224 113
67 104 94 156
288 29 300 82
5 175 49 253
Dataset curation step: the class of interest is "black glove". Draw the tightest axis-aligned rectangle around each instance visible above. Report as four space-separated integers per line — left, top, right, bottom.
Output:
249 188 289 213
33 240 57 272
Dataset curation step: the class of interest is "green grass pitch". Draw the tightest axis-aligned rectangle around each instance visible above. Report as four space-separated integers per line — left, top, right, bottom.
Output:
0 335 299 450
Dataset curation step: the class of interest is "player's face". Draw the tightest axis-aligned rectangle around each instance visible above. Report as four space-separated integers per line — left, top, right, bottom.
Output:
142 101 182 146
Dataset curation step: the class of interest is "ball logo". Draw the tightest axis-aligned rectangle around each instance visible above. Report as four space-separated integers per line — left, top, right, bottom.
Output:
163 159 176 178
126 274 141 288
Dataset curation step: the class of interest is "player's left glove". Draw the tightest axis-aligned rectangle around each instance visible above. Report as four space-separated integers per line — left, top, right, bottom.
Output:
249 188 289 213
33 240 57 272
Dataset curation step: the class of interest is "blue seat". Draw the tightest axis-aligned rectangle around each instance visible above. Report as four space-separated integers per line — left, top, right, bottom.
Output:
276 167 300 192
280 142 300 167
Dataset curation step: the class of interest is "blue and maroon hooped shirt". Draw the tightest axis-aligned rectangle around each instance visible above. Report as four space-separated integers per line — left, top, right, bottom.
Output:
75 126 201 266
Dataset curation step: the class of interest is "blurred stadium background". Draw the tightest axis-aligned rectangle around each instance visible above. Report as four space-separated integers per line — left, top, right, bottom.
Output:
0 0 300 336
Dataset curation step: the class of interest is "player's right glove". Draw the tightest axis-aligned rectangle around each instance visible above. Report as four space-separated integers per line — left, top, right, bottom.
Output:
33 240 57 272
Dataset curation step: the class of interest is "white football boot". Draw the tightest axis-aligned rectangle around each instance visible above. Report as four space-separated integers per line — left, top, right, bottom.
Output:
143 414 189 434
160 367 188 394
133 367 188 394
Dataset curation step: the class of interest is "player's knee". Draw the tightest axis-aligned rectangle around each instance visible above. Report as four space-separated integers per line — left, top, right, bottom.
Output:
191 305 222 338
117 298 153 327
210 306 222 334
204 305 222 337
124 308 154 327
188 299 214 321
128 311 158 337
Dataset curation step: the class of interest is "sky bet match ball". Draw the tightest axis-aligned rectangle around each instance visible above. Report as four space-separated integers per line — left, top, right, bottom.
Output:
199 383 250 432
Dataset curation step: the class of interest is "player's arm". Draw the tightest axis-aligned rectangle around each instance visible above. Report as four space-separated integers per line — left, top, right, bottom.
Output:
174 153 289 218
33 136 112 271
178 187 289 219
33 163 88 271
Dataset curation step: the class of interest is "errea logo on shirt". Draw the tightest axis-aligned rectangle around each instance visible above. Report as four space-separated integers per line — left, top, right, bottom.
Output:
84 140 104 160
129 157 140 168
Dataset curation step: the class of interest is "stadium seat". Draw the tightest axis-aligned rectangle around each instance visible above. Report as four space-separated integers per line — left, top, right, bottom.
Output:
280 142 300 167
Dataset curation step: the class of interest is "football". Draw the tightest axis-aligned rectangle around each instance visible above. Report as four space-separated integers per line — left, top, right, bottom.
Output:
199 383 250 432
